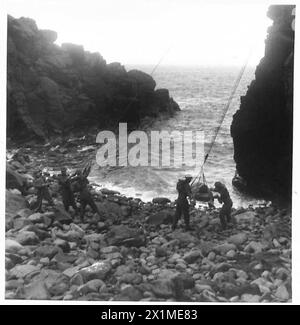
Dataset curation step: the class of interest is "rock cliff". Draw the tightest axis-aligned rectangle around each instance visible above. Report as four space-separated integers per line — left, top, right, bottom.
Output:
231 5 294 200
7 16 179 140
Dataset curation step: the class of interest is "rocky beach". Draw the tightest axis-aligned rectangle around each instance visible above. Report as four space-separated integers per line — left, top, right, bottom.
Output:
5 4 294 303
5 140 291 302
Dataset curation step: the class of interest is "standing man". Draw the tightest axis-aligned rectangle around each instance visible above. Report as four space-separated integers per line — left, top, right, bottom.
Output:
212 181 233 230
72 170 101 221
57 167 78 213
33 169 54 213
172 174 194 231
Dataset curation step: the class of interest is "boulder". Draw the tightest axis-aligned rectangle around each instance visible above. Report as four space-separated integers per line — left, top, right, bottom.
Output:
15 231 39 245
105 225 146 247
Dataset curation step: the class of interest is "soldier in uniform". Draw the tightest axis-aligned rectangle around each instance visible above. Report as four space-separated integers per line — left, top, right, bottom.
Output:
212 181 233 230
172 174 194 231
72 170 101 221
33 169 54 212
57 167 78 213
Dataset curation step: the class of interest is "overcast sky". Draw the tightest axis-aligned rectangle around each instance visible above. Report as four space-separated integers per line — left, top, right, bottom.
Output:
6 0 273 66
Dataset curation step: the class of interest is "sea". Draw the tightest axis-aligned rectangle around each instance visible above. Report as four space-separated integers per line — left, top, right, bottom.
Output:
90 65 268 208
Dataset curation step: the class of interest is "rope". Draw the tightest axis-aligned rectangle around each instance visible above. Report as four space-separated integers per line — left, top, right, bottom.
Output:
191 51 251 186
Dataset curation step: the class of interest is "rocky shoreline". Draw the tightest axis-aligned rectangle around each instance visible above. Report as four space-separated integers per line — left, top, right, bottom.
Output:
5 139 291 302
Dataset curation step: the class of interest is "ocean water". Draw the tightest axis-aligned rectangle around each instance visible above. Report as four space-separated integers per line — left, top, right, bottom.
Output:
90 65 266 208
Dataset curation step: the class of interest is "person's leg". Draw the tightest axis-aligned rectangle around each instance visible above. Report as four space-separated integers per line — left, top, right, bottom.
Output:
63 197 69 212
183 203 191 229
226 204 232 223
80 199 87 220
172 202 182 230
88 196 100 215
219 205 227 229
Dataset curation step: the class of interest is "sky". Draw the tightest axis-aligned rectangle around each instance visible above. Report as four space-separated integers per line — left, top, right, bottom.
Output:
4 0 274 66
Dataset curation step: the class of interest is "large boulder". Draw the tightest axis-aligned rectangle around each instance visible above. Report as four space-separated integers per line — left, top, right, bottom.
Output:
105 225 146 247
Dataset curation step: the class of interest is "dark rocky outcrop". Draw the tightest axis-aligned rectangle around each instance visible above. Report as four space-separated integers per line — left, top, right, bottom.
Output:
231 5 294 200
7 16 180 140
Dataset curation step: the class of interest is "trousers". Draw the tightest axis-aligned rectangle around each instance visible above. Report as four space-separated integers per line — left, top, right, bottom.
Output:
173 199 190 229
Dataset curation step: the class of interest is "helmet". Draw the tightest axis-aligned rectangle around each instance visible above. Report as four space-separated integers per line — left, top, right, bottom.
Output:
185 175 193 183
214 181 223 189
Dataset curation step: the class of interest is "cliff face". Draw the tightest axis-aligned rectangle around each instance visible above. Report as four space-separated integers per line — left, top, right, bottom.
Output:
231 5 294 200
7 16 179 140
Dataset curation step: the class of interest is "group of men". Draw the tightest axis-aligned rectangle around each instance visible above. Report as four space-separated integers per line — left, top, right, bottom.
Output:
32 167 232 232
173 174 233 231
32 167 100 221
